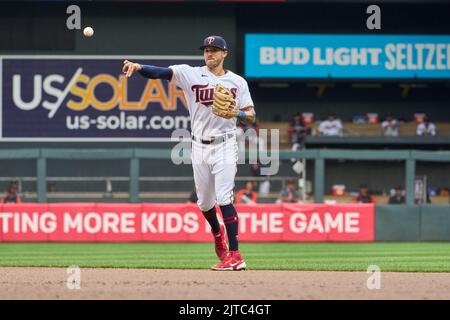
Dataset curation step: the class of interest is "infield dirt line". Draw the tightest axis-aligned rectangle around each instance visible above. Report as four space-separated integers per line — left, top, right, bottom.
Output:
0 267 449 300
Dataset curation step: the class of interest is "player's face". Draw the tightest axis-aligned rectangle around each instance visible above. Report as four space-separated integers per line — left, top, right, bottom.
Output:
204 47 228 69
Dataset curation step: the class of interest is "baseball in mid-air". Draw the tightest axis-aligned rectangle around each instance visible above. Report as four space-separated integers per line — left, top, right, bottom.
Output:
83 27 94 37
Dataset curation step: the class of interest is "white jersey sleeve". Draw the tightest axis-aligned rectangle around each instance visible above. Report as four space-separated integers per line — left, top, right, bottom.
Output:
318 121 327 134
238 80 254 110
168 64 194 92
416 123 425 136
429 123 437 136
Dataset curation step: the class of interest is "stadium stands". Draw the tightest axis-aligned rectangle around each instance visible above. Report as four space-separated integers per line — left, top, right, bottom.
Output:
260 121 450 149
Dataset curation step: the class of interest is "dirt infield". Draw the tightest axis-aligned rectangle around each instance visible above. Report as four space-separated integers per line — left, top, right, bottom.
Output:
0 267 449 300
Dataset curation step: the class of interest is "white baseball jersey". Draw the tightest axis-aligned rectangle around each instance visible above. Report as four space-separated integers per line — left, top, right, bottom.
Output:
416 122 436 136
318 119 343 136
381 119 399 137
169 64 254 139
168 64 253 210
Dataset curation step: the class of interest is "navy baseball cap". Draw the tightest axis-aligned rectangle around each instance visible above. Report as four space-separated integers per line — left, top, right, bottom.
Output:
200 35 228 51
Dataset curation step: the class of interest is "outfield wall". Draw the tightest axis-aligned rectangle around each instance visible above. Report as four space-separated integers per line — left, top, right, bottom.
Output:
1 203 450 242
375 205 450 241
0 203 374 242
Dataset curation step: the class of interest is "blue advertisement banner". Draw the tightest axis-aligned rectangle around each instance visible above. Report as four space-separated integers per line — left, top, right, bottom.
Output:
245 34 450 79
0 56 203 140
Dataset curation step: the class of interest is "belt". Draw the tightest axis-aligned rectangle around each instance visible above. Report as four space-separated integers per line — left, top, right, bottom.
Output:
191 132 234 145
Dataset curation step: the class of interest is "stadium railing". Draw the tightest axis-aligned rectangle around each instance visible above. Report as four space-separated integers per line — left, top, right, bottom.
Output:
0 176 292 203
1 148 450 205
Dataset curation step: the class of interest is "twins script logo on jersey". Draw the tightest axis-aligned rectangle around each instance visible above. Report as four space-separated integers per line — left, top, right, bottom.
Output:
191 84 237 107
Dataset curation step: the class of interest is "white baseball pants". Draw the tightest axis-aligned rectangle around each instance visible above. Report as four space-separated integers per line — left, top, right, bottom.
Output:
191 135 238 212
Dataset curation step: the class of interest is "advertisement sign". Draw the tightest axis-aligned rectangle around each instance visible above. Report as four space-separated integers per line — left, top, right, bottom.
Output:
0 203 375 242
0 56 203 141
245 34 450 79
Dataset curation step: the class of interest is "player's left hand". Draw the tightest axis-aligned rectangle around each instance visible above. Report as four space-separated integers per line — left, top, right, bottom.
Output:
212 84 239 119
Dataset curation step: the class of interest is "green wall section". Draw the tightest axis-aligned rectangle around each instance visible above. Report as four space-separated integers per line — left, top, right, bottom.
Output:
376 205 450 241
1 148 449 241
420 206 450 241
375 206 421 241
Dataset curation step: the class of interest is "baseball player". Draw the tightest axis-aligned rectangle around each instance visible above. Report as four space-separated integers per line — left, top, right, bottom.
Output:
122 35 255 271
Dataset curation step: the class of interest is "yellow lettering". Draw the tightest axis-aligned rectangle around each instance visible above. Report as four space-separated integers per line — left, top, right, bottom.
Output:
67 74 186 113
139 80 169 110
119 75 143 110
89 75 120 111
67 74 90 111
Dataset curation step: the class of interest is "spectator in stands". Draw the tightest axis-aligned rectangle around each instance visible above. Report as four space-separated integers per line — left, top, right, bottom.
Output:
278 179 300 203
236 181 258 204
352 184 375 203
48 181 57 192
318 112 343 136
288 113 309 149
250 162 261 177
249 162 260 189
414 191 432 204
388 186 405 204
9 180 19 190
2 183 21 203
250 162 271 195
416 115 436 136
381 113 399 137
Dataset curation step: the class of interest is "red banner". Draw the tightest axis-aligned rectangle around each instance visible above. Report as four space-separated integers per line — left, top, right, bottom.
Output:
0 203 374 242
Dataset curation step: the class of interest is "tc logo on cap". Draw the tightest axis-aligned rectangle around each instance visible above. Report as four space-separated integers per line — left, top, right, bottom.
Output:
200 35 227 50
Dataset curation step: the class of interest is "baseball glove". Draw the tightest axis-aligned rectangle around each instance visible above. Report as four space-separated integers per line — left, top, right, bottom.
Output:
212 84 239 119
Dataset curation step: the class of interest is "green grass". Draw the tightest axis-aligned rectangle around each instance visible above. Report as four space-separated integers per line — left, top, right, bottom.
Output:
0 242 449 272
